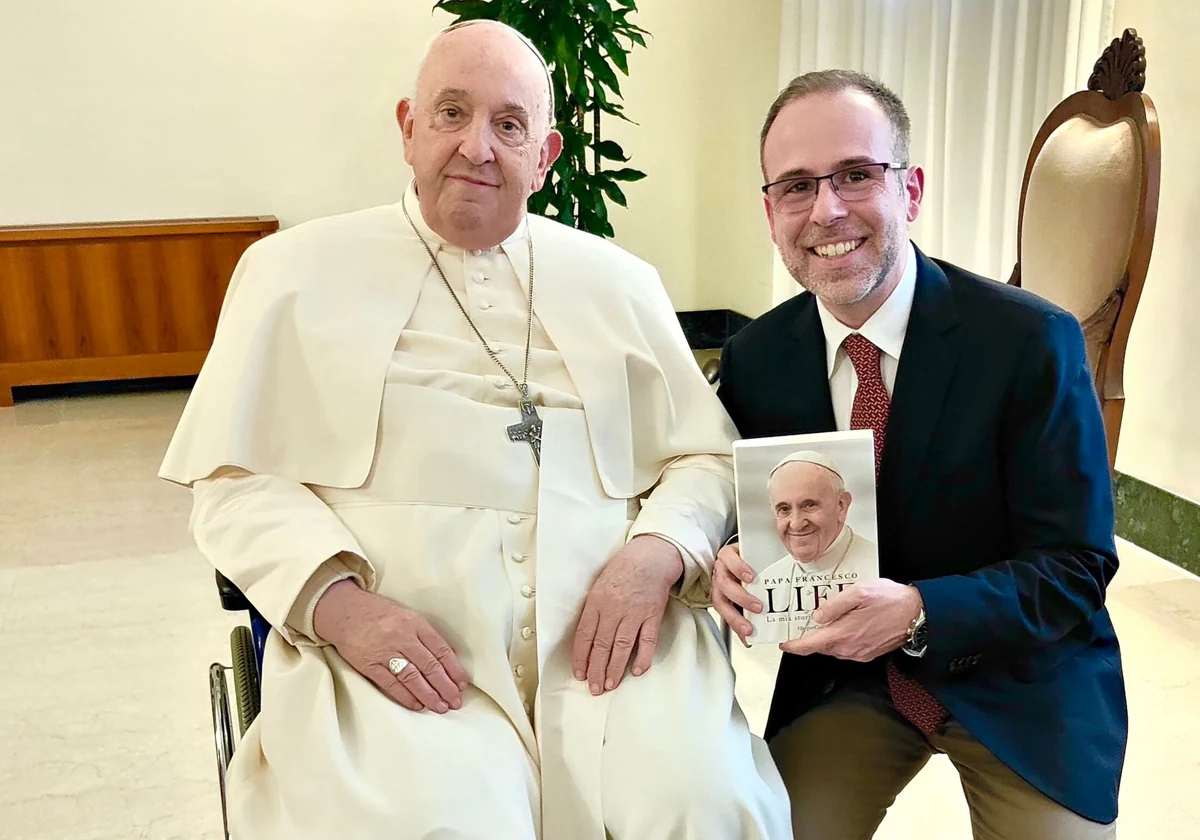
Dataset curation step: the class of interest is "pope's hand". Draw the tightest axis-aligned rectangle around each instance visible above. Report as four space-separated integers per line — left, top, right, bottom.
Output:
711 542 762 646
572 535 683 695
313 580 471 713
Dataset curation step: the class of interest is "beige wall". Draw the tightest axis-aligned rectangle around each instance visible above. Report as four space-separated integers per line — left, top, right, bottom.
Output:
690 0 781 317
0 0 780 313
1107 2 1200 503
606 0 782 315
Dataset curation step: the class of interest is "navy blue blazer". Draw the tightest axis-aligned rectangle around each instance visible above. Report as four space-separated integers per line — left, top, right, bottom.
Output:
716 246 1127 823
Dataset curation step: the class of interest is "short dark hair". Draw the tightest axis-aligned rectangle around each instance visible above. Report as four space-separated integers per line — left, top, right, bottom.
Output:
759 70 912 173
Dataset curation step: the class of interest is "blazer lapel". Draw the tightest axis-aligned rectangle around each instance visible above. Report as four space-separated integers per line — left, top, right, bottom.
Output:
789 294 838 434
880 249 962 525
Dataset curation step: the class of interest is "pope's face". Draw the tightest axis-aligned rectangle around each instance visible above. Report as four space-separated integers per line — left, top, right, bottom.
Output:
397 23 562 251
769 462 851 564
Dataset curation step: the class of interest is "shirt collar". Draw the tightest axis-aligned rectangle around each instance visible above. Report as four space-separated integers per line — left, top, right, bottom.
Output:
792 524 854 574
815 241 918 379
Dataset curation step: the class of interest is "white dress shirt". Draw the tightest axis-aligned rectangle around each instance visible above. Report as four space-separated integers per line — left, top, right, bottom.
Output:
815 241 919 430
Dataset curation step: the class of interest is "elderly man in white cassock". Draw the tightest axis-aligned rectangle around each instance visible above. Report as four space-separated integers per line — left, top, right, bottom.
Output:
160 19 790 840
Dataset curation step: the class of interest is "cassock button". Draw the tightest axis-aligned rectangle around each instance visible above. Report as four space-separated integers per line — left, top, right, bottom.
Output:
479 301 493 311
520 585 536 598
521 626 534 640
473 273 487 284
512 552 527 563
514 664 526 678
508 514 523 524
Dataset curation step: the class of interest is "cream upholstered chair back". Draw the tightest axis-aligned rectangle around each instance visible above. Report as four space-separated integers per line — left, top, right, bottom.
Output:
1009 28 1161 470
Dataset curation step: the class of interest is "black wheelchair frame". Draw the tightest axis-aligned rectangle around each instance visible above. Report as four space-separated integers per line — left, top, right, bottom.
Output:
209 572 270 840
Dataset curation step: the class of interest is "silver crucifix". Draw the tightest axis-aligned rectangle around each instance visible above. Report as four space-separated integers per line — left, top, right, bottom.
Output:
507 398 543 466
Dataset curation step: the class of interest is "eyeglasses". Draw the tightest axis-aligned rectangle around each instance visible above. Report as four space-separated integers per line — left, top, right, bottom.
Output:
762 162 907 213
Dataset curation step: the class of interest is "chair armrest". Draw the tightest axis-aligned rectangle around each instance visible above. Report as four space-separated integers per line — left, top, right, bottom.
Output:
215 571 252 612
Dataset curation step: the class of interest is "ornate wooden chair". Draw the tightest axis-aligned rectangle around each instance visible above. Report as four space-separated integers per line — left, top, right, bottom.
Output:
1008 28 1161 470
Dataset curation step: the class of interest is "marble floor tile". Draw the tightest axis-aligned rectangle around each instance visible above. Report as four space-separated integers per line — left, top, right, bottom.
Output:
1111 536 1199 590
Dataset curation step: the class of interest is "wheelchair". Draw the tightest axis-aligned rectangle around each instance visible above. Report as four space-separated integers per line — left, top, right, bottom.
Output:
208 571 270 840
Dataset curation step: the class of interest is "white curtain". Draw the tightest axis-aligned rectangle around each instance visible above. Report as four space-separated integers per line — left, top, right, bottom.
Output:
771 0 1115 305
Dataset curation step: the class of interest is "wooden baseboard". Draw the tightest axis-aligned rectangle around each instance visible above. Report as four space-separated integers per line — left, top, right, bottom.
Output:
0 351 208 406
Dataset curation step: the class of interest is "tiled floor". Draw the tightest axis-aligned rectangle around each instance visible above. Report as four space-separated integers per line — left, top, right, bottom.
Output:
2 388 1198 839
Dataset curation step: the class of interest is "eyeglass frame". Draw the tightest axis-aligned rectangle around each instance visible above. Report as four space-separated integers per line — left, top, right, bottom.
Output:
761 161 909 209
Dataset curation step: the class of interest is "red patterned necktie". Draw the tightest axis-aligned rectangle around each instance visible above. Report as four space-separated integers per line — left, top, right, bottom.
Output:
842 333 947 736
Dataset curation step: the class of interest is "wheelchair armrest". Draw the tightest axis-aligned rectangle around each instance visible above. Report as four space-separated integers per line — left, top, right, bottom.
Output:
215 571 252 612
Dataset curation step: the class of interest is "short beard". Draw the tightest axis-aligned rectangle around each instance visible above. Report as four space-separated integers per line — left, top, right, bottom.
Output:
784 214 903 306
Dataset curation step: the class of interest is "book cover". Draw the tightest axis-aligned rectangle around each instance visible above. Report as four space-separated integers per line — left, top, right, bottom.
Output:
732 429 880 645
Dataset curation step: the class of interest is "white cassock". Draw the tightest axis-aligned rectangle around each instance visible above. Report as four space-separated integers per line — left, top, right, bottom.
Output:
160 184 791 840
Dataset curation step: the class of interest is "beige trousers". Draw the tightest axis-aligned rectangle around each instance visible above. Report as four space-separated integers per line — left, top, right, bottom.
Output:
769 691 1117 840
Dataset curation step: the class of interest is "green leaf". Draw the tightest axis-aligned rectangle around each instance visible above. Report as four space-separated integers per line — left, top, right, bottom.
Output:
600 179 628 207
527 190 550 215
561 125 589 160
588 0 615 27
594 90 622 111
605 167 647 182
556 34 582 99
620 26 649 48
433 0 497 18
594 140 629 162
592 190 614 237
584 46 622 96
603 34 630 74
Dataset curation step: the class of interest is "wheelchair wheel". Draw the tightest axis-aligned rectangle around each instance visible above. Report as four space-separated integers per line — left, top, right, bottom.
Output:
230 625 261 737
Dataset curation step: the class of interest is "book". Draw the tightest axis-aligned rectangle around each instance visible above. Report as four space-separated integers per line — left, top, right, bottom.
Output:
732 429 880 645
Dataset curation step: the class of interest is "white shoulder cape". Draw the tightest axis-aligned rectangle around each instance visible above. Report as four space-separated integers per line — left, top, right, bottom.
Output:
158 202 736 498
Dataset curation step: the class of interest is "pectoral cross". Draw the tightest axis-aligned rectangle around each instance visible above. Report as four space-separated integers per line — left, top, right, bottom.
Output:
507 397 543 466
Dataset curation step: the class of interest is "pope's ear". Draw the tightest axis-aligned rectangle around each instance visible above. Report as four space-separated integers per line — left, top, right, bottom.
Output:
397 98 416 165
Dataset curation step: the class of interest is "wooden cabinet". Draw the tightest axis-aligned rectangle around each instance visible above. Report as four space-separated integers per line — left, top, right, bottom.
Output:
0 216 278 406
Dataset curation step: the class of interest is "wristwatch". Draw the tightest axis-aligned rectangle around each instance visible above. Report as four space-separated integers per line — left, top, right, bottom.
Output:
901 608 928 658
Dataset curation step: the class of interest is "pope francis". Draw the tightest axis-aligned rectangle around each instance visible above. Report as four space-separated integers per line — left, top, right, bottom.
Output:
762 451 877 579
160 19 790 840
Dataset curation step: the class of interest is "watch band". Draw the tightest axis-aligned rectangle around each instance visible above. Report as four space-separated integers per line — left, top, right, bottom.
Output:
901 608 927 658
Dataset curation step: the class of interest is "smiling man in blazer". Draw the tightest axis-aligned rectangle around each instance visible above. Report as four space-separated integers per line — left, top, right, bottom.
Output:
711 70 1126 839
